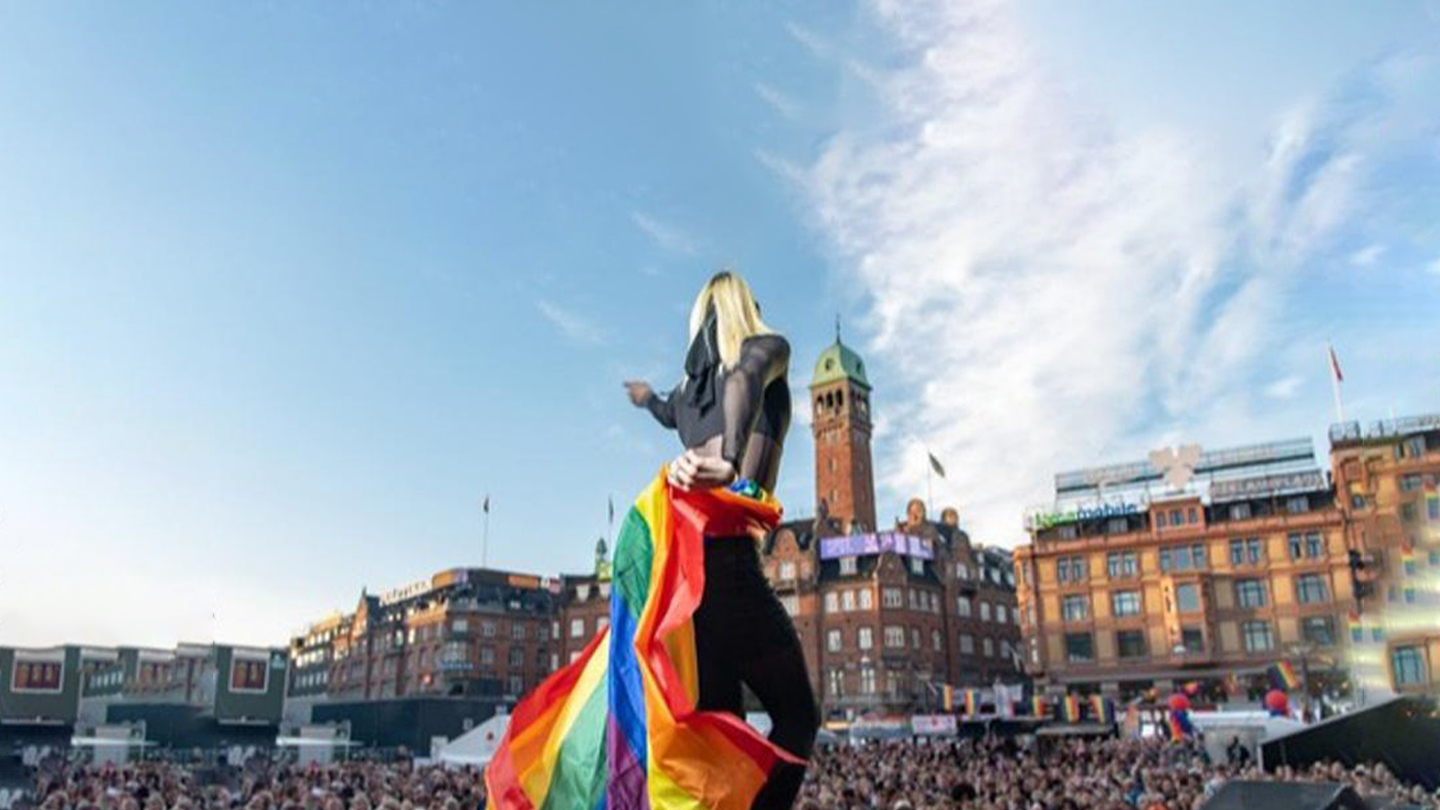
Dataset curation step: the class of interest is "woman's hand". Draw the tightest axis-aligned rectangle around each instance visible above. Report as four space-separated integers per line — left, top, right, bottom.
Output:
667 449 738 490
623 380 653 407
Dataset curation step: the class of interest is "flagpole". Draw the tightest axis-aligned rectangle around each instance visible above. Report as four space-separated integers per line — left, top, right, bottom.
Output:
1328 343 1345 424
926 448 934 517
483 496 490 569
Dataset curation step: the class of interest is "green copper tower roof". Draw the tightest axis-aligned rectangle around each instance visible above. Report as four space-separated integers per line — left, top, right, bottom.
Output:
811 338 870 390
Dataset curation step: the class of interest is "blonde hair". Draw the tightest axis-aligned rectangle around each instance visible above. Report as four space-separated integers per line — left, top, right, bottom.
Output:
688 271 772 370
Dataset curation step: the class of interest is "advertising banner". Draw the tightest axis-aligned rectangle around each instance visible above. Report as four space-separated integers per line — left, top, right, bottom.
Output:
819 532 934 560
911 714 958 736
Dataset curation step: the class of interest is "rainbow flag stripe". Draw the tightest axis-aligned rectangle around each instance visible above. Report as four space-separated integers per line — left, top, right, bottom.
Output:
963 689 977 716
941 684 955 712
1090 695 1115 724
1269 661 1300 691
1062 694 1081 723
485 470 798 810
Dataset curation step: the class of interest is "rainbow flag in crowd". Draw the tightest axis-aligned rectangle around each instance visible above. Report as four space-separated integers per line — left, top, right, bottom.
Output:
1167 708 1195 741
1031 696 1047 719
484 471 798 810
941 684 955 712
1268 661 1300 691
1348 611 1363 642
1061 694 1081 723
963 689 978 716
1090 695 1115 724
1402 543 1416 570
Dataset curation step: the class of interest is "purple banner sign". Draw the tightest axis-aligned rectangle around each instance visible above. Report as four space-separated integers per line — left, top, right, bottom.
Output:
818 531 934 560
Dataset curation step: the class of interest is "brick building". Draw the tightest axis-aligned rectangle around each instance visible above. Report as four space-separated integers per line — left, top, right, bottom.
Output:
1015 438 1356 703
1330 413 1440 697
760 335 1022 720
287 567 560 703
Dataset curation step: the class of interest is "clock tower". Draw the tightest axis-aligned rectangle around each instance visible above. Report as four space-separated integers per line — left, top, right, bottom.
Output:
809 331 876 533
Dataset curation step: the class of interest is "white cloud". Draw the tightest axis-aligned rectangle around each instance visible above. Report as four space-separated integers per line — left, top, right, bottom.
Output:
784 21 831 59
754 81 802 120
536 299 605 345
1349 243 1385 267
631 211 701 255
1264 375 1304 400
792 0 1380 545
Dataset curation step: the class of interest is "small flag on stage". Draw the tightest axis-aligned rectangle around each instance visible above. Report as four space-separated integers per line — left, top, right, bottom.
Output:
928 452 946 478
1268 661 1300 691
1062 694 1081 723
1090 695 1115 724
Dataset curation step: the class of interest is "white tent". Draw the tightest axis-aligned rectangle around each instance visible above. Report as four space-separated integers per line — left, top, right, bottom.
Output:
435 712 510 767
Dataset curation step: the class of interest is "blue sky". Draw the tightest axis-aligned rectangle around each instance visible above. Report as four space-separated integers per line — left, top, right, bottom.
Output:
1 1 1437 648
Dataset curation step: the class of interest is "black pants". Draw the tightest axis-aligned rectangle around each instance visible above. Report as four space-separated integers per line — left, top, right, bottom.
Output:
691 538 819 810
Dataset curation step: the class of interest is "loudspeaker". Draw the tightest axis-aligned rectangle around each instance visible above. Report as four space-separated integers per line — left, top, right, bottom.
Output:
1200 781 1367 810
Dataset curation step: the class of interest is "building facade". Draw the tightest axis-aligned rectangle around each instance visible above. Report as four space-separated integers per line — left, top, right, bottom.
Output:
1330 414 1440 697
1015 439 1355 703
287 568 560 703
760 336 1021 719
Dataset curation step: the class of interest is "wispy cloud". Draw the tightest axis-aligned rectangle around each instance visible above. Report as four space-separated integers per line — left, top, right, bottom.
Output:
631 211 701 255
1349 243 1385 267
536 299 605 345
1265 375 1304 400
784 21 831 59
791 0 1420 543
753 81 802 120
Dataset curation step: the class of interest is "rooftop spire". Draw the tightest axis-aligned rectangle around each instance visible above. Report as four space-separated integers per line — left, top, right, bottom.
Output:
835 313 842 343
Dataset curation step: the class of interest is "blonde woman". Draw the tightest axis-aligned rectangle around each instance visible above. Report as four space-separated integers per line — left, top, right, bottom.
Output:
624 271 818 810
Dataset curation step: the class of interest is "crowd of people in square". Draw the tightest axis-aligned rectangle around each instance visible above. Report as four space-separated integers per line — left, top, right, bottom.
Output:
16 734 1440 810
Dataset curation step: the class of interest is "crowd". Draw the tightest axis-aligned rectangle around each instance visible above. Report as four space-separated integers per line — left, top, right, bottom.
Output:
17 735 1440 810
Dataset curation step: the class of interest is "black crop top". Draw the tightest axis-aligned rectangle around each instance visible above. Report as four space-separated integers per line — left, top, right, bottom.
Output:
642 333 791 470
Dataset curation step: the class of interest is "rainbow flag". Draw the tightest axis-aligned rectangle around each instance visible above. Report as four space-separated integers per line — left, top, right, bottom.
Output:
1167 708 1194 741
1061 694 1081 723
1090 695 1115 724
1348 611 1362 642
484 471 798 810
941 684 955 712
1268 661 1300 691
1402 543 1416 570
963 689 977 716
1031 696 1047 718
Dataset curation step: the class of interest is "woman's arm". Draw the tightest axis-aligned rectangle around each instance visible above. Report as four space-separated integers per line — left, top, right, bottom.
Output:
625 380 678 429
720 334 789 469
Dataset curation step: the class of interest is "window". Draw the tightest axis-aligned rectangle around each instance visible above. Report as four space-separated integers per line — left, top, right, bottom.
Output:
825 593 839 612
908 589 918 610
842 590 856 611
1057 556 1086 583
596 616 608 632
1107 517 1130 534
779 561 796 580
859 588 873 609
1400 473 1423 491
1107 551 1139 578
1302 616 1335 646
509 648 523 667
1159 544 1207 572
780 595 800 616
482 621 497 637
1169 509 1183 526
911 627 921 649
480 647 495 665
1286 496 1310 514
1181 627 1205 653
882 588 902 608
996 605 1008 624
508 675 523 695
1111 590 1142 617
1116 630 1147 659
1242 620 1274 652
1295 574 1329 604
839 556 857 575
859 666 876 694
827 629 842 652
452 619 468 634
957 597 972 617
955 562 970 580
1306 532 1323 558
980 602 992 621
1235 579 1267 608
827 669 844 697
910 557 924 575
1062 594 1090 622
932 629 942 652
858 627 873 650
959 633 975 654
1392 646 1427 686
511 623 526 640
1230 503 1252 521
1247 538 1264 562
1156 511 1167 528
1188 507 1199 524
1174 583 1201 613
1065 632 1094 662
1230 539 1245 565
982 638 994 657
884 626 905 648
569 619 584 638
